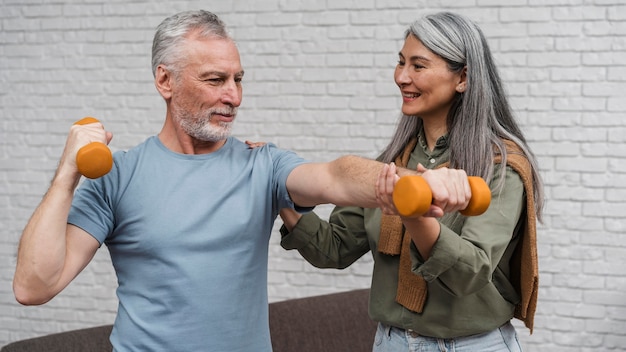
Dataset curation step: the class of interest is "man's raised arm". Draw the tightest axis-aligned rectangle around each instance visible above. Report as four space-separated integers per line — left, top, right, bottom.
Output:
286 156 405 208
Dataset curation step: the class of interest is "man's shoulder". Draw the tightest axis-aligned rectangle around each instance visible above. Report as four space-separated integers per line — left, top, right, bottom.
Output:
228 137 291 159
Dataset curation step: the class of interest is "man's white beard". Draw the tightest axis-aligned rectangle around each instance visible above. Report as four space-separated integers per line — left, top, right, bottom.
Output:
175 107 237 142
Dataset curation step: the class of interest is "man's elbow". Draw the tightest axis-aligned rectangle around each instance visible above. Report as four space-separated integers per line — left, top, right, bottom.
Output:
13 280 54 306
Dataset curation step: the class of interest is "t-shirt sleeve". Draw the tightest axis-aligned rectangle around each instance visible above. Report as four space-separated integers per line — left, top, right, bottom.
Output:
67 168 117 246
267 143 311 211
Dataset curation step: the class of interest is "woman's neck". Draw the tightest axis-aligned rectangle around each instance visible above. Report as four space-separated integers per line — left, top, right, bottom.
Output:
422 119 448 151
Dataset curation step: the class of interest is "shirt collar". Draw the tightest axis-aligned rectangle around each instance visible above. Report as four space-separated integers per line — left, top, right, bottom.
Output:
417 128 449 157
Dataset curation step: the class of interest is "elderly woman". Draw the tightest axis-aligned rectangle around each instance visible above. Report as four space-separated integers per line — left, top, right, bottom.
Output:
279 11 544 352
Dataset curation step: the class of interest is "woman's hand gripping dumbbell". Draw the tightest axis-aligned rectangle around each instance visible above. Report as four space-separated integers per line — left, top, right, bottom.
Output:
72 117 113 179
377 163 491 218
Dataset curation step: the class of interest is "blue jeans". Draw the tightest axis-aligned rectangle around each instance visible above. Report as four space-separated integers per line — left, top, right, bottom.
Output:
373 321 522 352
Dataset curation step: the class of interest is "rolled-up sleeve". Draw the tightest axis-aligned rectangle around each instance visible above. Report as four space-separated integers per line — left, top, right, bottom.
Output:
412 165 525 296
280 206 371 269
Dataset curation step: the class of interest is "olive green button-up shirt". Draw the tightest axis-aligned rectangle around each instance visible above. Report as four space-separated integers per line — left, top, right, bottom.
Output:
280 134 526 338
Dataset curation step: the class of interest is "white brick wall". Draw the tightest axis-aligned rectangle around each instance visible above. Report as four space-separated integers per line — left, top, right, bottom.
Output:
1 1 625 351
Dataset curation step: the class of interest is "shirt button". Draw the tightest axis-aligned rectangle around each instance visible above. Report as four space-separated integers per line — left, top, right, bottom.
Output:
429 158 436 164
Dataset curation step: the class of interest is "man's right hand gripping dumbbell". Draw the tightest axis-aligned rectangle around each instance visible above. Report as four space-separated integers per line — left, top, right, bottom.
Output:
70 117 113 179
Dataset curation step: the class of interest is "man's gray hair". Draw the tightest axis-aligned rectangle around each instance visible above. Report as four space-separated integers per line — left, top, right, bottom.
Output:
151 10 231 77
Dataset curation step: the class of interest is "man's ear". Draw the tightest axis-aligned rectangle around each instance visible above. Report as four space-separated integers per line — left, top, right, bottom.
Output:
155 65 173 100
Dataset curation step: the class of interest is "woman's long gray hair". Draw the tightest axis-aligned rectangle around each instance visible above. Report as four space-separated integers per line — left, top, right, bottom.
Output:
151 10 231 77
378 12 543 220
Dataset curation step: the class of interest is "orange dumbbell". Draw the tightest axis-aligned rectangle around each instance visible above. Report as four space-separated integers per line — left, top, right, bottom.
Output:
392 175 491 217
73 117 113 179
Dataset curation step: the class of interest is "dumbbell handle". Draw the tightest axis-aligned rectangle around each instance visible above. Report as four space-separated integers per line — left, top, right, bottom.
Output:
392 175 491 217
73 117 113 179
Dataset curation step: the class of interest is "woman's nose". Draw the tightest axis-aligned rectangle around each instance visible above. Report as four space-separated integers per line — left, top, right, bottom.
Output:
394 67 411 87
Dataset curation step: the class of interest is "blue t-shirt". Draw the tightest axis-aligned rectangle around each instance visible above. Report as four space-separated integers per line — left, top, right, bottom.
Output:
68 136 308 352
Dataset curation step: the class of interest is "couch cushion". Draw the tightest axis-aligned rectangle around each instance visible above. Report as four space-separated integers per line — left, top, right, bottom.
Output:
1 325 113 352
2 289 375 352
269 289 376 352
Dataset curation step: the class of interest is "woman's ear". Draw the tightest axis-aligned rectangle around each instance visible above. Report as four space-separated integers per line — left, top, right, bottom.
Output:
155 65 173 100
456 66 468 93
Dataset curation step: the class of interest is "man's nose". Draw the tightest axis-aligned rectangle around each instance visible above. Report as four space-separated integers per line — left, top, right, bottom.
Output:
220 80 242 107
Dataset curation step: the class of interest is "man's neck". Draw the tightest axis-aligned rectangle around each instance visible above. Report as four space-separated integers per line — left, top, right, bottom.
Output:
158 118 226 155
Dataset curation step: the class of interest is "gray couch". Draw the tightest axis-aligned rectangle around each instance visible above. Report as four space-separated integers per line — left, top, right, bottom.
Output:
2 289 376 352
